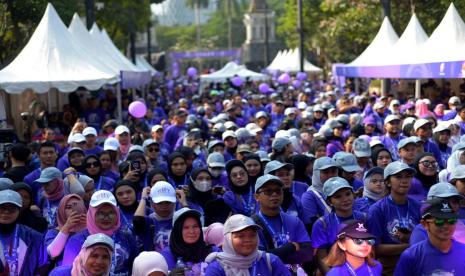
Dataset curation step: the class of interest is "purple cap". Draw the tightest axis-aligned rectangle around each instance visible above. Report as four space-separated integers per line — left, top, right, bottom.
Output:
363 116 376 126
337 220 376 239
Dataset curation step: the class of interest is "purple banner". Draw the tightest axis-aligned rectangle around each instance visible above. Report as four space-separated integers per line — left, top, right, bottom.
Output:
120 71 151 89
170 49 241 61
335 60 465 79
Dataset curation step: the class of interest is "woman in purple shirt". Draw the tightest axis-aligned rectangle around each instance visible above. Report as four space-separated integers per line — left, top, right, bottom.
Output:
409 153 439 202
222 160 257 216
83 155 115 192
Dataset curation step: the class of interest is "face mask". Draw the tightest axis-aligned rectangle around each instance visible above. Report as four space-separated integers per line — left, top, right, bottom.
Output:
194 180 212 192
209 168 223 178
194 146 201 155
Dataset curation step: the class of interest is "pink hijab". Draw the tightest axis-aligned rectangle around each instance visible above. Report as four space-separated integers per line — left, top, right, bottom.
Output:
71 244 113 276
57 194 87 233
415 100 435 118
45 179 64 201
87 204 121 236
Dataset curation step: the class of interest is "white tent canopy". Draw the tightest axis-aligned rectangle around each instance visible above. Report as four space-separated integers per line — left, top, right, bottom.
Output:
267 48 322 72
135 55 158 75
0 3 119 94
347 17 399 66
200 62 269 82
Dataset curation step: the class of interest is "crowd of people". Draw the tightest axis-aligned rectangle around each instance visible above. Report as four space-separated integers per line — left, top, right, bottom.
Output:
1 74 465 276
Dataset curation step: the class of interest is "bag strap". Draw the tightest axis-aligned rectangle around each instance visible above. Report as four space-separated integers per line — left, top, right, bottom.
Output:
266 252 272 274
311 189 332 214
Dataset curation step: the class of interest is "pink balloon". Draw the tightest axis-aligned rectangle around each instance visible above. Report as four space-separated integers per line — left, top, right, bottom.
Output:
232 76 243 86
128 101 147 118
278 73 291 84
259 83 270 93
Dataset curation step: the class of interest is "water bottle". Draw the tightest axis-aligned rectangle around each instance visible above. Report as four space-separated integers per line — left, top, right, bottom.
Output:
175 257 186 275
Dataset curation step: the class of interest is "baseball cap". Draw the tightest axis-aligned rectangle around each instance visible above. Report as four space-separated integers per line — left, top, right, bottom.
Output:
68 147 84 157
103 137 120 151
329 119 343 129
83 233 115 251
255 111 268 120
103 119 118 130
297 102 307 110
369 139 383 148
0 190 22 208
235 128 253 140
383 161 416 179
264 160 293 174
275 130 290 139
373 102 385 110
255 174 284 192
323 177 353 197
222 130 237 140
173 208 201 227
414 119 432 132
223 214 262 234
36 167 62 183
284 107 297 116
384 115 400 125
143 139 159 149
452 142 465 153
450 165 465 180
427 182 463 200
236 144 252 154
363 116 376 126
364 167 384 180
334 153 361 172
224 121 238 130
245 123 262 135
422 200 457 219
90 190 117 207
433 123 450 134
313 104 324 112
150 181 176 203
207 152 226 168
115 125 130 135
129 145 144 154
337 220 376 239
256 150 271 162
207 140 225 151
352 138 371 157
397 137 417 150
83 127 97 137
175 109 188 117
151 125 163 132
272 137 291 152
336 114 349 125
390 99 400 106
71 133 86 143
0 178 14 190
314 157 338 171
449 96 461 105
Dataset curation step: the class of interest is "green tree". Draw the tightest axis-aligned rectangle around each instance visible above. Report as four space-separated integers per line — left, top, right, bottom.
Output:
186 0 209 49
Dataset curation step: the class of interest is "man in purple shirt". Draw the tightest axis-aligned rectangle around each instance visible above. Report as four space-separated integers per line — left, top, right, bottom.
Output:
82 127 103 155
395 199 465 275
163 109 188 151
376 115 404 161
414 119 444 169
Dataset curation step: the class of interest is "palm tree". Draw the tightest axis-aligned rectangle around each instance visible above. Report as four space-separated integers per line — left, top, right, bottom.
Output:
186 0 209 49
216 0 247 50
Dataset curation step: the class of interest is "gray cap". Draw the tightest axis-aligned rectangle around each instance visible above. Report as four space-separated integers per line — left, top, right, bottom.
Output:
223 214 262 234
427 182 463 200
313 104 324 112
336 114 349 125
207 152 226 168
0 178 14 191
333 152 362 172
398 137 417 150
207 140 225 151
255 174 284 192
82 233 115 251
0 189 22 208
384 161 416 179
450 165 465 180
129 145 144 154
213 123 226 133
256 150 271 162
173 208 202 227
352 138 371 157
222 130 237 140
142 139 159 149
413 118 432 132
272 137 291 151
36 167 62 183
224 121 238 130
255 111 268 119
323 177 353 197
329 119 343 129
68 147 84 156
264 160 293 174
384 114 401 125
314 157 338 171
237 144 252 153
235 128 253 140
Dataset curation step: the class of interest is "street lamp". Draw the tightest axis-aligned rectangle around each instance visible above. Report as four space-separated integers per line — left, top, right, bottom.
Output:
297 0 304 72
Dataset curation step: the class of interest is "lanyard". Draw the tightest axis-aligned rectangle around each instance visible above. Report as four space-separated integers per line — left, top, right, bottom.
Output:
1 225 19 276
345 262 373 276
258 211 287 247
110 232 118 273
46 199 57 226
120 212 133 232
96 177 102 191
240 186 254 215
388 195 410 227
143 176 148 188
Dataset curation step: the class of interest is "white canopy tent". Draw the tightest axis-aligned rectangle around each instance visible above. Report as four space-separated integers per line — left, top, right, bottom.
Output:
135 55 158 75
0 3 119 94
267 48 322 72
200 62 269 83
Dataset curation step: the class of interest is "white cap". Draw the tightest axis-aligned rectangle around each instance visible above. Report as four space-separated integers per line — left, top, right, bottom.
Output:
373 102 385 110
115 125 130 135
83 127 97 137
246 123 262 135
150 181 176 203
132 251 169 276
297 102 307 110
449 96 461 105
151 125 163 132
275 130 290 139
384 114 400 125
129 145 144 153
71 133 86 143
103 137 120 151
90 190 117 207
433 123 450 134
414 119 432 132
222 130 237 140
285 107 297 116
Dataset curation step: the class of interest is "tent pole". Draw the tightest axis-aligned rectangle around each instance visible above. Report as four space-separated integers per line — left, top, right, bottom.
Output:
380 79 386 96
47 89 52 113
354 78 360 94
415 79 421 99
116 83 122 123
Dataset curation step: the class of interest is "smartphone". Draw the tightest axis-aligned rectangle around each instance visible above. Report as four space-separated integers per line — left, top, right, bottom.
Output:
130 160 141 171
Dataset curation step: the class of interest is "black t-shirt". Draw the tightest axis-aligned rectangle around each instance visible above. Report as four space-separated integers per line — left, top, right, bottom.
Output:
4 166 30 183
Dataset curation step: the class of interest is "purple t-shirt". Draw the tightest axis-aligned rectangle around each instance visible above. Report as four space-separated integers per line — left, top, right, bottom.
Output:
327 261 382 276
301 189 331 225
394 239 465 276
83 145 103 156
163 124 187 151
291 181 308 199
368 196 421 244
408 178 429 202
223 188 257 217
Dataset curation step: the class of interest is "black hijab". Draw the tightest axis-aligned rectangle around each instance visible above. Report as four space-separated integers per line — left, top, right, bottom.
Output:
187 167 215 209
147 168 168 186
242 153 263 185
177 146 197 174
413 152 438 189
289 154 313 186
167 152 188 183
169 209 212 263
225 159 251 195
371 148 392 167
113 180 139 213
83 154 101 181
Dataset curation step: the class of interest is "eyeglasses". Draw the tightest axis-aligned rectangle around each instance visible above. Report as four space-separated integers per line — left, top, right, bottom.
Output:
351 238 376 246
427 217 458 227
96 211 116 220
85 161 100 168
148 147 160 152
258 188 283 196
419 160 438 168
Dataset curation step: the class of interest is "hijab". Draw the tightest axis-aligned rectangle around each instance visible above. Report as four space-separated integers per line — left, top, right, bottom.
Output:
83 155 101 180
362 167 385 201
167 152 188 183
169 211 212 263
147 168 168 184
225 159 251 195
205 228 262 276
87 203 121 236
371 148 392 167
10 182 32 209
414 152 438 189
177 146 197 174
44 179 65 201
113 180 139 213
187 167 215 209
289 154 313 185
447 150 464 171
132 251 169 276
71 244 113 276
242 154 263 185
57 194 87 233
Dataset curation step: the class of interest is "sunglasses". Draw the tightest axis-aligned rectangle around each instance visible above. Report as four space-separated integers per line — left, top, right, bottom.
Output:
148 147 160 152
258 188 283 196
351 238 376 246
419 160 438 168
85 161 101 168
427 217 458 227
